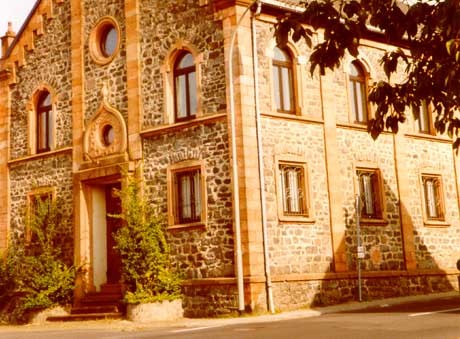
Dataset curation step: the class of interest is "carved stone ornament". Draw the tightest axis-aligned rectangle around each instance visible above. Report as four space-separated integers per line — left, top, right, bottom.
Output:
83 83 127 161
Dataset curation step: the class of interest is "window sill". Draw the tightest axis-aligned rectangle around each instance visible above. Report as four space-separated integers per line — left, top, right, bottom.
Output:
423 220 450 228
167 221 206 231
262 111 324 125
8 147 73 165
359 218 388 226
278 215 315 224
141 113 226 138
404 132 452 144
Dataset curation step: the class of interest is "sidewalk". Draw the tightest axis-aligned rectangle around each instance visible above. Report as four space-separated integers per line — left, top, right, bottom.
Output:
0 291 458 333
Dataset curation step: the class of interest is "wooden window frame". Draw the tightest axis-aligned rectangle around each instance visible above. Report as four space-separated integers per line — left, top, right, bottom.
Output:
167 160 207 229
275 156 314 223
173 51 197 123
36 91 52 154
348 60 370 124
272 46 296 114
356 167 385 224
420 174 446 225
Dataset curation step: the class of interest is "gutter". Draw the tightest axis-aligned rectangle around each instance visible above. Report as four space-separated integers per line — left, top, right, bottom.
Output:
251 2 275 314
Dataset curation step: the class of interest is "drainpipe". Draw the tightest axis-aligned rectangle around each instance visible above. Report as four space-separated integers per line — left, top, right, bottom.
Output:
228 0 261 314
251 3 275 314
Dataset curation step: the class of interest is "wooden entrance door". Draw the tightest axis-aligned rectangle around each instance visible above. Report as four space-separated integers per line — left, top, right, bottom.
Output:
105 183 122 284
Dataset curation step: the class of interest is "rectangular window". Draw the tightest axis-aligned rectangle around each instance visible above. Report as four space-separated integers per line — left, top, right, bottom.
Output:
413 101 431 134
357 169 383 219
422 175 444 221
176 169 201 224
279 163 308 216
26 190 53 246
169 165 204 226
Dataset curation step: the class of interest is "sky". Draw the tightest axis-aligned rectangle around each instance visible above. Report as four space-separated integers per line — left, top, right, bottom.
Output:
0 0 37 37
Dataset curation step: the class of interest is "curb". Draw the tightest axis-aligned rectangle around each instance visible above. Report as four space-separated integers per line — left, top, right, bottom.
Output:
0 291 458 332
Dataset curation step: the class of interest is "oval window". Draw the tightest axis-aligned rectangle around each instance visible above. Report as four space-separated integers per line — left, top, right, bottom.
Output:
101 26 118 57
89 17 120 65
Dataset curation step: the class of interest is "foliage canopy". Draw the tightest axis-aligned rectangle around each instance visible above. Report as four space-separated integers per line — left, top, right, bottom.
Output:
276 0 460 147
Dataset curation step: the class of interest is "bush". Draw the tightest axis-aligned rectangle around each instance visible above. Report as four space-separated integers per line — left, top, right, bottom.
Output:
0 197 75 323
113 177 182 304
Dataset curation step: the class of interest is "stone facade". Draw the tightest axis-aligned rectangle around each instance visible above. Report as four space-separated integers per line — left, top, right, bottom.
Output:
0 0 459 317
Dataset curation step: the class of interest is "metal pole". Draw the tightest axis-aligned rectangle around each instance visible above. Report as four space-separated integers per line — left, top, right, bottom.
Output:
228 0 260 313
355 194 362 302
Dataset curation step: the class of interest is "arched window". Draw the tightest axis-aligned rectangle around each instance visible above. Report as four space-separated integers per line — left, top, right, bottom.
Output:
348 60 369 123
36 91 52 153
174 52 197 122
273 46 295 113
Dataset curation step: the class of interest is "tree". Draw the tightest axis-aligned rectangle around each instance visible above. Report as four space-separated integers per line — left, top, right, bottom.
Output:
275 0 460 148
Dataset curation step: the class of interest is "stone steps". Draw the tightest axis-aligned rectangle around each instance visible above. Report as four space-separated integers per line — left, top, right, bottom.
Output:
47 312 123 322
46 284 126 322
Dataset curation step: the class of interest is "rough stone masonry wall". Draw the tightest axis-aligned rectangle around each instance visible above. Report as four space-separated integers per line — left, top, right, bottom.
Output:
9 155 74 264
142 121 234 281
255 20 323 120
398 138 460 270
262 119 333 275
83 0 127 123
272 273 458 311
255 18 332 277
336 130 405 271
8 1 74 263
10 0 73 159
139 0 226 127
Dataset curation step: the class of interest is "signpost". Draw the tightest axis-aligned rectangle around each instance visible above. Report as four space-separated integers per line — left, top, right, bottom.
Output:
355 195 363 302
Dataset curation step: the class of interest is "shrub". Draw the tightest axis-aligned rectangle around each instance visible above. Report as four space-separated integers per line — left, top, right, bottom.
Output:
113 177 182 304
0 197 75 323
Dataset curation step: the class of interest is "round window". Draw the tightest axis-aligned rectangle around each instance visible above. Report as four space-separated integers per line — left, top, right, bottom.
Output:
89 17 120 65
102 124 115 146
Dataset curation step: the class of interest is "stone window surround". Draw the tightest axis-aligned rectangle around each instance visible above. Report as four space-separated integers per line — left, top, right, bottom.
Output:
28 84 57 156
89 16 121 66
419 171 449 227
167 159 207 230
275 154 314 224
162 41 204 125
266 40 306 117
26 186 56 243
353 162 387 226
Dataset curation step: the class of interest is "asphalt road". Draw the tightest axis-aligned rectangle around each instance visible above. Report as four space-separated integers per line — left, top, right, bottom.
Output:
1 293 460 339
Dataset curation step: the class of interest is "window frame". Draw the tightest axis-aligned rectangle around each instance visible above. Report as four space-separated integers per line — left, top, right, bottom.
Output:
162 44 203 125
26 187 56 244
355 167 386 224
36 91 52 153
173 51 197 122
420 173 446 226
275 156 314 223
167 160 207 229
348 60 370 125
272 46 296 114
413 101 435 135
89 16 120 65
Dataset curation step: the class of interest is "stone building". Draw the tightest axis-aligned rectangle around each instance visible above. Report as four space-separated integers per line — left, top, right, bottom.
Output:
0 0 459 317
